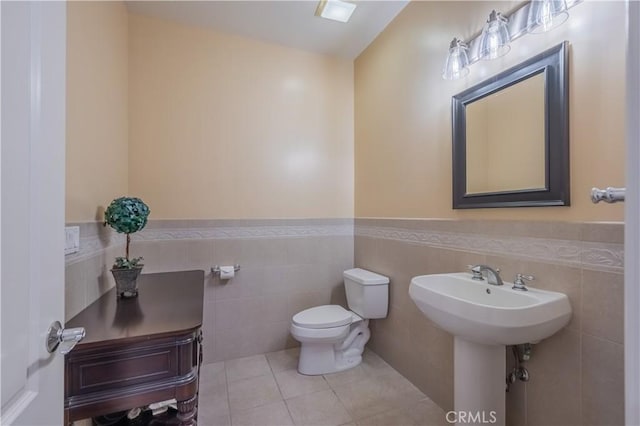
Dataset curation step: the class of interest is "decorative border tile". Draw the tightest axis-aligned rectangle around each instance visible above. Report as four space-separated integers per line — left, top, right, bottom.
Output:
134 224 354 241
355 224 623 273
65 220 354 265
66 219 622 272
64 232 124 266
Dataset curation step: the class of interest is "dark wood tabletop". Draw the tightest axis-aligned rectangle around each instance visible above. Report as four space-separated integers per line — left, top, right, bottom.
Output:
64 270 205 425
65 270 205 349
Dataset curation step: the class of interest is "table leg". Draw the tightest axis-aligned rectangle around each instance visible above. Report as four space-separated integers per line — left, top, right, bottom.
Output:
177 395 198 426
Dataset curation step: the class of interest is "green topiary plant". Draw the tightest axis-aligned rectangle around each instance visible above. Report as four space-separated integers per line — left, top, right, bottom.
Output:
104 197 150 269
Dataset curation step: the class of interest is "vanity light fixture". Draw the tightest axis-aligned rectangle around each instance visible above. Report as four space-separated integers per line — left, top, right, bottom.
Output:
478 10 511 60
315 0 357 23
442 38 470 80
527 0 569 33
441 0 579 80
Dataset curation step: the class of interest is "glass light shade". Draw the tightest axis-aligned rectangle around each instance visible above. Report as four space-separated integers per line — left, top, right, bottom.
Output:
479 10 511 60
316 0 356 23
442 38 470 80
528 0 569 33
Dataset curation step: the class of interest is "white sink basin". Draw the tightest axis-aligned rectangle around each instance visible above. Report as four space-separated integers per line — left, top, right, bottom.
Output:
409 272 571 345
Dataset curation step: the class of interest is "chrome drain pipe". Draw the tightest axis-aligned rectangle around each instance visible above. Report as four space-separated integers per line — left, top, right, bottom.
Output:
506 344 531 392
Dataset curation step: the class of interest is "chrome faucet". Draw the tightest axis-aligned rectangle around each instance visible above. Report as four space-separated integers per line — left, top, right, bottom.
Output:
469 264 503 286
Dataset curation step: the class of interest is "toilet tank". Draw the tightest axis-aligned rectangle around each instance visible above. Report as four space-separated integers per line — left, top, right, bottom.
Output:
343 268 389 319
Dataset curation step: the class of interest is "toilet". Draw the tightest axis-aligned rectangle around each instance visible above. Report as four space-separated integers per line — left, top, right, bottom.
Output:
290 268 389 375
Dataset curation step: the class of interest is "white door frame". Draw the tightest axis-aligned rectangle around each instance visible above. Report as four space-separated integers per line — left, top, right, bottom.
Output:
625 0 639 424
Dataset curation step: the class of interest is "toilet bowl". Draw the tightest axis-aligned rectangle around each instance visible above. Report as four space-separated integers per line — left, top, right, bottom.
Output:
290 268 389 375
290 305 371 375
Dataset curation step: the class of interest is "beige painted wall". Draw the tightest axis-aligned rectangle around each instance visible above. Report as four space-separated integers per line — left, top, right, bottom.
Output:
128 14 354 219
66 1 129 222
355 1 625 221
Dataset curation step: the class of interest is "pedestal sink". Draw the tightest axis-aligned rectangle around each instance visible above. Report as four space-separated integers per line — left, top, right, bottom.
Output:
409 272 571 426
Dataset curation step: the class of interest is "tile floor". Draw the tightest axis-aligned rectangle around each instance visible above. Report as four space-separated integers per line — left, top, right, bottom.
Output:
197 348 447 426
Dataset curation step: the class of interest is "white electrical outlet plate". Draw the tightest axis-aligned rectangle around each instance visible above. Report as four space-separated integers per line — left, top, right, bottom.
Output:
65 226 80 255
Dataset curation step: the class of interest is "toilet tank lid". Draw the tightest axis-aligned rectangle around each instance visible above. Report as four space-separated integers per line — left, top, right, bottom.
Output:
343 268 389 285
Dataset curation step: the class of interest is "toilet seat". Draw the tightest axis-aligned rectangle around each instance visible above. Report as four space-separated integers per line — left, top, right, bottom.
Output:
292 305 353 329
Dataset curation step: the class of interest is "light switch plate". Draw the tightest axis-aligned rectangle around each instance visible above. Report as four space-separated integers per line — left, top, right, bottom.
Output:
65 226 80 255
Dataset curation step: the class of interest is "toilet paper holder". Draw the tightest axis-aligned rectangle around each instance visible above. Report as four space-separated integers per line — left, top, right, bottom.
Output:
211 264 241 276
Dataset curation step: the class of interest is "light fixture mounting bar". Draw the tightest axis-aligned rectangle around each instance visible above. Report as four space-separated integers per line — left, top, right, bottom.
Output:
464 0 581 65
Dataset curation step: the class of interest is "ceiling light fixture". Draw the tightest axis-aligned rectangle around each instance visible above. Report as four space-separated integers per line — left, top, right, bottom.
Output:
315 0 357 23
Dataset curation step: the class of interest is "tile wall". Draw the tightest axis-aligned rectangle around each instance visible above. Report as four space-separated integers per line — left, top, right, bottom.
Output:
354 218 624 426
64 219 354 363
64 222 123 320
65 218 624 425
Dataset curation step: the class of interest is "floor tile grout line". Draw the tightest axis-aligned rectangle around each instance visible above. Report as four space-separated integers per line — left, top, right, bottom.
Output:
330 387 356 425
283 388 355 426
268 355 289 403
264 352 293 411
273 360 326 426
282 398 297 426
223 360 232 425
226 354 289 419
265 348 306 425
225 354 276 384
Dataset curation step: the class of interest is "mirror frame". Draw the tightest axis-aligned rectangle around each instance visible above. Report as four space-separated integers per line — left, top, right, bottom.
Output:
452 41 569 209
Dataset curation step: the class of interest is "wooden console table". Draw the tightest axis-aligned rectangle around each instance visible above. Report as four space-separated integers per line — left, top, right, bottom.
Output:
64 270 205 425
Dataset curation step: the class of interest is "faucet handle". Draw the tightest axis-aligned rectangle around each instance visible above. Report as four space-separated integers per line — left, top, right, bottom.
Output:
467 265 484 280
513 273 534 291
516 273 534 281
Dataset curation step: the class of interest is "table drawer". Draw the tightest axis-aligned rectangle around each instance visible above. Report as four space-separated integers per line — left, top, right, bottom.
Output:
66 334 197 397
74 347 176 394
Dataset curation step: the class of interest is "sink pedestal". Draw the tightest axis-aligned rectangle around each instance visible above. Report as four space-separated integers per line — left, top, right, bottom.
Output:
454 337 505 426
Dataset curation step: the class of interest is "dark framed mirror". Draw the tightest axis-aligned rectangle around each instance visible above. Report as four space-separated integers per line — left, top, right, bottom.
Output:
452 41 569 209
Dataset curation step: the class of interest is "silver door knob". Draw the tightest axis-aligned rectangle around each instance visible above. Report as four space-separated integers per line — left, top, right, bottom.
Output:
46 321 85 354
